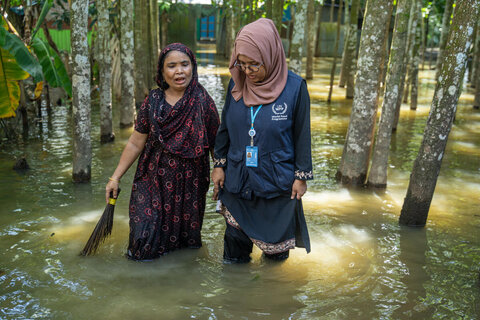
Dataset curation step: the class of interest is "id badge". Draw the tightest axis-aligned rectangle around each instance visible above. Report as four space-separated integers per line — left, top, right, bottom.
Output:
246 146 258 167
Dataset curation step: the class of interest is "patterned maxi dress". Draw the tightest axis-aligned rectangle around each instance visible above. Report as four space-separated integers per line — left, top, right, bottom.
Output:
127 87 219 261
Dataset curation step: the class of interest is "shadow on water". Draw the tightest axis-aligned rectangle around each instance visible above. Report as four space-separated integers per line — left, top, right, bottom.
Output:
1 49 479 319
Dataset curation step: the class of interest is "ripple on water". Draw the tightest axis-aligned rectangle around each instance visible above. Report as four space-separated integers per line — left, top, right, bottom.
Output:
0 290 52 319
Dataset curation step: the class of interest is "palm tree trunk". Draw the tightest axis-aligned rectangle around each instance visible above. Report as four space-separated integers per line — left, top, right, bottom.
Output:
71 0 91 182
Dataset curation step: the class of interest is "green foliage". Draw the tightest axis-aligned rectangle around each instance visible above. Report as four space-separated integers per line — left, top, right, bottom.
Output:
49 0 70 30
30 37 72 97
0 21 43 83
0 20 31 118
159 0 188 15
0 14 72 118
31 0 54 41
0 47 30 118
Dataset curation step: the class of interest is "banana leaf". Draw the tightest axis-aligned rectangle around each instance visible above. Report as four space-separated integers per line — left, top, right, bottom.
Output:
31 37 72 97
0 21 43 83
0 47 30 118
31 0 54 41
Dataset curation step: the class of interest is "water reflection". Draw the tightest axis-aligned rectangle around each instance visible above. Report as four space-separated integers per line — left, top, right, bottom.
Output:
0 53 479 319
393 227 433 318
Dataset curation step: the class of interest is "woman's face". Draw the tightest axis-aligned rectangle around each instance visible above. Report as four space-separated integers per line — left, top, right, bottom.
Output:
162 50 193 93
237 54 266 83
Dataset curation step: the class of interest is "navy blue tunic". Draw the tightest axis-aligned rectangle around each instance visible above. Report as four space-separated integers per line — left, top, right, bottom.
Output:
214 71 313 254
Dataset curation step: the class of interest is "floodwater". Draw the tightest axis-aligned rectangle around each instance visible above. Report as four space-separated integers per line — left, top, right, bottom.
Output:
1 48 479 319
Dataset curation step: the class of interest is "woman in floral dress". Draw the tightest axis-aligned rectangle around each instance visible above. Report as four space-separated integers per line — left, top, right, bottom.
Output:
106 43 219 261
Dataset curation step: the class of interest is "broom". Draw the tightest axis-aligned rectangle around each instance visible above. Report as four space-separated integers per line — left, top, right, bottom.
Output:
80 189 120 256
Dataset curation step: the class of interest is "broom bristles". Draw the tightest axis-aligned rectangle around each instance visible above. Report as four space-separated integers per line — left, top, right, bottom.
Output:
80 189 120 256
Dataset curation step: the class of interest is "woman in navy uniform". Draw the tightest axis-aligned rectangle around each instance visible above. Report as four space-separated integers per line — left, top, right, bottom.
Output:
212 18 313 263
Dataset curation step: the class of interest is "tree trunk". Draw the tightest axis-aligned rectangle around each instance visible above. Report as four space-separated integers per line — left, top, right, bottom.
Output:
97 0 114 143
306 0 316 80
245 0 254 23
329 0 335 23
422 13 428 70
272 0 284 36
475 16 480 108
226 2 235 60
120 0 135 128
475 76 480 109
435 0 455 80
343 0 360 99
149 0 159 85
335 0 394 186
71 0 91 182
225 4 233 60
161 11 168 50
327 0 343 102
402 2 419 104
315 4 323 57
287 5 295 57
265 0 273 19
134 0 149 107
378 3 394 98
289 0 308 75
215 8 225 57
399 0 480 227
472 17 480 90
339 0 350 87
410 0 423 111
391 2 413 132
367 0 411 188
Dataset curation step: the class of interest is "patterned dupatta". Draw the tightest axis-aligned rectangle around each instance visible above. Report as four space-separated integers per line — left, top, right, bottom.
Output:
149 43 214 158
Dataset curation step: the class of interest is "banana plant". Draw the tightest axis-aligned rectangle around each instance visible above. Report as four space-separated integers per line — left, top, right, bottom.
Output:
30 37 72 97
0 17 42 118
0 0 72 119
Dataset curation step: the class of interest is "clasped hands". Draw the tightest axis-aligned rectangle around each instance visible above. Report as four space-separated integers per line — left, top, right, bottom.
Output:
211 167 307 201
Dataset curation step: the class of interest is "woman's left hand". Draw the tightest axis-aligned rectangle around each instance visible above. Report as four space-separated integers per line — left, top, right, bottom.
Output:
291 179 307 200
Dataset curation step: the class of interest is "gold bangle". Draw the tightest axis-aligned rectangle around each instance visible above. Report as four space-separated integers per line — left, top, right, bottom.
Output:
109 177 120 183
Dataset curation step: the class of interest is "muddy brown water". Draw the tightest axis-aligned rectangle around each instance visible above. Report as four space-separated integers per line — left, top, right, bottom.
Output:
1 52 479 319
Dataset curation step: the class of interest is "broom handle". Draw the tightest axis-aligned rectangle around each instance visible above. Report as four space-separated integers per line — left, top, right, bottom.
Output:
109 188 121 203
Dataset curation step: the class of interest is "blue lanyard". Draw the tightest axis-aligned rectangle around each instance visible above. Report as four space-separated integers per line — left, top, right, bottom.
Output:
250 104 263 130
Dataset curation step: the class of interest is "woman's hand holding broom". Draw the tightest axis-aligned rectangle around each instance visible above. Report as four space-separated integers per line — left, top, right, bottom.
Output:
105 130 148 204
106 177 121 203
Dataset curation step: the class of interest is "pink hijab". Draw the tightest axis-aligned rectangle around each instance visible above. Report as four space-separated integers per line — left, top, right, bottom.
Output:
229 18 288 107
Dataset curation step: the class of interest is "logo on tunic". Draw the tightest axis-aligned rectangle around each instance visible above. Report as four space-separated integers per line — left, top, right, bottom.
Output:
272 102 288 115
272 102 288 121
